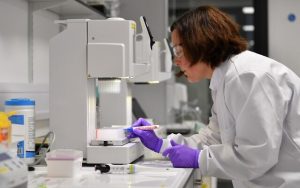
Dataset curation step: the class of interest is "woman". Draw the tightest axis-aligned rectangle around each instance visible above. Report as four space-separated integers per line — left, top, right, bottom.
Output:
128 6 300 188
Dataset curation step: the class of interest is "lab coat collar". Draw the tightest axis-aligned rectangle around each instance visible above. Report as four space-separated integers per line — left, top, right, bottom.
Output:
209 59 231 91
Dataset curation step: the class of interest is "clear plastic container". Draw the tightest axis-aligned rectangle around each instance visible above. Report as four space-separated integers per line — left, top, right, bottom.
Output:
46 149 83 177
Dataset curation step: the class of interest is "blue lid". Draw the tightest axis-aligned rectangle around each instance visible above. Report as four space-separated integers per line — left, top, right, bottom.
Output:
124 127 134 133
5 98 35 106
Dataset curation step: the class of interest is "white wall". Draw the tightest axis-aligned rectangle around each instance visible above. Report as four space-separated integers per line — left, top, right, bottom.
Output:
0 0 28 83
119 0 168 41
268 0 300 76
0 0 60 125
0 0 59 85
33 10 59 83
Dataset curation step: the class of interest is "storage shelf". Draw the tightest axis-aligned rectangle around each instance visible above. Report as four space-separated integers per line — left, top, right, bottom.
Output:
29 0 106 19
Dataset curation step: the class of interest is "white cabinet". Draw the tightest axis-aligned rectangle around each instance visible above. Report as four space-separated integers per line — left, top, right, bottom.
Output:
29 0 105 20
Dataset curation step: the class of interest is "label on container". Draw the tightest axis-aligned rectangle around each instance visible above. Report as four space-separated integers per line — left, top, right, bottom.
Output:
17 141 35 159
10 111 35 162
9 115 24 125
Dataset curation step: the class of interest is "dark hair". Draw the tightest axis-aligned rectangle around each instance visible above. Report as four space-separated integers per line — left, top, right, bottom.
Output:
171 6 248 69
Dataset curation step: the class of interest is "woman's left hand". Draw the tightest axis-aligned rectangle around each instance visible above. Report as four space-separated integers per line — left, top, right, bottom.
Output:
163 140 200 168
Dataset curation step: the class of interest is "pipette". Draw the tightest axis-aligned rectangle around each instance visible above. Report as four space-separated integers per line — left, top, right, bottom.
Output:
95 163 169 174
95 164 135 174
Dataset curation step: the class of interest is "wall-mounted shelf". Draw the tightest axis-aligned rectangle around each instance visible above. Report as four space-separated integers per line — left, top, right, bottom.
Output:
29 0 106 19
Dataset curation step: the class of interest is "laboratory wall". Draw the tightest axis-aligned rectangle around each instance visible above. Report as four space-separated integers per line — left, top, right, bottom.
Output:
0 0 28 83
33 10 60 84
118 0 168 40
268 0 300 76
0 0 59 127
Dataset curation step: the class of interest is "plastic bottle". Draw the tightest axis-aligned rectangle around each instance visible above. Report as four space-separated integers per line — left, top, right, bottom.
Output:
0 112 15 148
5 98 35 164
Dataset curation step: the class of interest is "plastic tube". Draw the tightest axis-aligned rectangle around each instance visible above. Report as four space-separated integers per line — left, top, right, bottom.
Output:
124 125 159 133
95 164 135 174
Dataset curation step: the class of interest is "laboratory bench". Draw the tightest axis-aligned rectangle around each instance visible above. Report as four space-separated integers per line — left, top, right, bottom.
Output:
11 125 216 188
28 160 195 188
26 147 218 188
26 138 196 188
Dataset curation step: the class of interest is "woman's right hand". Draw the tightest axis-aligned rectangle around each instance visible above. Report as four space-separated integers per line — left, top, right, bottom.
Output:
127 118 163 153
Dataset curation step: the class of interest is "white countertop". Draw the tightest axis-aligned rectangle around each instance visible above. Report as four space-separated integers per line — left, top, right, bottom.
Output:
14 125 194 188
28 160 193 188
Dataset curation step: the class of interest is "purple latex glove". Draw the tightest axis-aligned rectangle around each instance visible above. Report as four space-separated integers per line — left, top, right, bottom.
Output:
127 118 162 153
163 140 200 168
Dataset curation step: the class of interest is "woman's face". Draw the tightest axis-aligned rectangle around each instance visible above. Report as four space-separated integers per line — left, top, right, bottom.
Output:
171 30 213 83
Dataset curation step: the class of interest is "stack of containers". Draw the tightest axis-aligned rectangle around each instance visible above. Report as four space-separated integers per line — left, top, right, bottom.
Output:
5 98 35 164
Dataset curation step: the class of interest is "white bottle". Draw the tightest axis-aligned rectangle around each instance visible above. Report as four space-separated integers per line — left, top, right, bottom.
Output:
5 98 35 164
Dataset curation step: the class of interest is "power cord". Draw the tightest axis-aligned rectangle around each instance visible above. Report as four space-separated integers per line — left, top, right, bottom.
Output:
28 131 55 167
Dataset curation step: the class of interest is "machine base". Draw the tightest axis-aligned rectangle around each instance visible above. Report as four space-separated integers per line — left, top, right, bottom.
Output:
90 138 129 146
86 142 144 164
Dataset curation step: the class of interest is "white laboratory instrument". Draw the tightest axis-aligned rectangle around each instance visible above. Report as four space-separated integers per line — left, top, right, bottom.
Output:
0 148 28 188
88 126 142 164
91 127 129 146
50 17 163 164
130 17 172 83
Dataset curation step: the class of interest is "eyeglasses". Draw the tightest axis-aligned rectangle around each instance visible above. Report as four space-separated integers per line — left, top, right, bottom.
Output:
171 44 183 59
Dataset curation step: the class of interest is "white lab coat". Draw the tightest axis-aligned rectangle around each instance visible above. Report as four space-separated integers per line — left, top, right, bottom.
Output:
160 51 300 188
